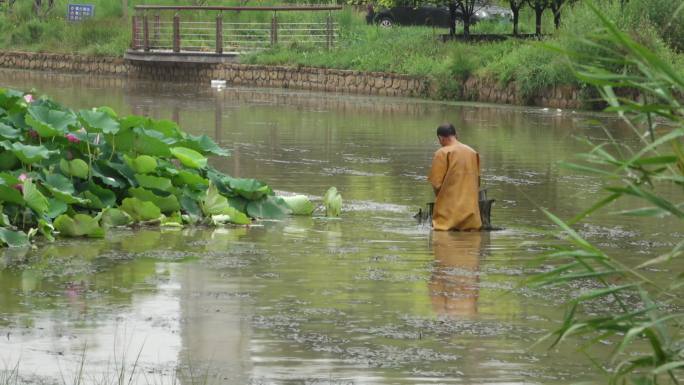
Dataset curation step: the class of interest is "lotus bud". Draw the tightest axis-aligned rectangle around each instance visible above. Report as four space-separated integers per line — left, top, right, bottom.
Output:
18 173 28 182
23 94 34 103
65 133 80 143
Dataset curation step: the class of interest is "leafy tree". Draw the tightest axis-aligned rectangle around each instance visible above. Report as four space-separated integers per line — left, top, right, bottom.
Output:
527 0 550 36
454 0 491 39
508 0 526 35
549 0 572 29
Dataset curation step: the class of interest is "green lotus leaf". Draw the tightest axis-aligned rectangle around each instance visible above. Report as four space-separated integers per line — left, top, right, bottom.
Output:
46 198 68 218
43 174 89 205
150 119 183 139
124 155 157 174
182 134 230 156
91 162 126 188
228 177 273 200
0 185 24 206
324 187 342 217
129 187 180 213
78 109 120 134
54 213 104 238
135 174 173 192
100 208 133 228
247 196 291 219
115 127 171 157
0 227 29 247
173 170 208 187
281 195 315 215
0 151 18 171
180 195 202 224
170 147 207 169
0 141 57 164
38 218 55 242
23 180 48 215
210 208 250 225
59 158 89 179
0 122 20 139
121 197 162 222
200 182 250 224
25 105 77 137
227 196 248 213
81 181 116 209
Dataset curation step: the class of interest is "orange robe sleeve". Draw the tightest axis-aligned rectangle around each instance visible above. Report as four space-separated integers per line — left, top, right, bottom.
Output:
428 150 447 193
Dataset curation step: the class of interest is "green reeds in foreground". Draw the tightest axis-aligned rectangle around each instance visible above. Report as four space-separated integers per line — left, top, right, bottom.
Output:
531 2 684 384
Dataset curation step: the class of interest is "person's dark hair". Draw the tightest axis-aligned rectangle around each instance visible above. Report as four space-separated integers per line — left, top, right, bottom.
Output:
436 123 457 138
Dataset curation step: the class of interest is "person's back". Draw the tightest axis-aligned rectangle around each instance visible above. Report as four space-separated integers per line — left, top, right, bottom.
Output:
428 124 482 231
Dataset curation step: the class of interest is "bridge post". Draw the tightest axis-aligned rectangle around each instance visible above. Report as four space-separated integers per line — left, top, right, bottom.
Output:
131 15 139 50
326 13 333 50
173 13 181 53
154 14 160 49
143 14 150 52
270 12 278 47
216 13 223 54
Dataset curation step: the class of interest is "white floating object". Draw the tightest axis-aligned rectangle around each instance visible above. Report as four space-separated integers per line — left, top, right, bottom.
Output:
211 80 227 88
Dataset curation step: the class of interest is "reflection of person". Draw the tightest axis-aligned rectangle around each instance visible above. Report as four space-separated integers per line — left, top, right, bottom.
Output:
428 123 482 231
429 231 483 317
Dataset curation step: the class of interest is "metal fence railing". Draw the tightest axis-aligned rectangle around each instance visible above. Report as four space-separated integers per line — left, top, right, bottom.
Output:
130 5 341 55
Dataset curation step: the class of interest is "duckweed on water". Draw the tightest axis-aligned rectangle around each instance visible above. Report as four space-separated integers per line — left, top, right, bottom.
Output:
0 88 321 247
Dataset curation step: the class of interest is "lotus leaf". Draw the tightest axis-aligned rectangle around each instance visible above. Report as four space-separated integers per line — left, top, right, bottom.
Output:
324 187 342 217
44 175 89 205
121 197 162 222
1 141 57 164
38 219 55 242
79 109 120 134
100 208 133 228
0 227 29 247
23 180 48 215
129 187 180 213
170 147 207 169
174 170 208 187
0 152 18 170
25 105 77 137
247 196 291 219
228 177 273 200
54 213 104 238
60 158 89 179
125 155 157 174
46 198 68 218
201 183 250 224
115 127 172 157
0 122 20 139
135 174 173 192
150 119 182 139
81 182 116 209
0 185 24 206
182 134 230 156
282 195 315 215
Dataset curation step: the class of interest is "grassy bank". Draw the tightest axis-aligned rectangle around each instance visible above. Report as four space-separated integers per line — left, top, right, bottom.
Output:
1 0 683 103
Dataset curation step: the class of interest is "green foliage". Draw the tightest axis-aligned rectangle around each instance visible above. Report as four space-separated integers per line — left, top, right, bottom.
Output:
532 3 684 384
0 88 321 247
324 187 343 217
282 195 315 215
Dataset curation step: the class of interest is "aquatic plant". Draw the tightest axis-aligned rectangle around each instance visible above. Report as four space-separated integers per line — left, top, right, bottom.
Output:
323 187 342 217
0 88 318 247
532 3 684 384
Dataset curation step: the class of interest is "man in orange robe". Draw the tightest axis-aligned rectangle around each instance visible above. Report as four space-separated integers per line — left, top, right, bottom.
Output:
428 123 482 231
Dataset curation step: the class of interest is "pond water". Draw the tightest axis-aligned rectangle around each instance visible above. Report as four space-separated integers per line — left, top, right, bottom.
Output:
0 69 681 385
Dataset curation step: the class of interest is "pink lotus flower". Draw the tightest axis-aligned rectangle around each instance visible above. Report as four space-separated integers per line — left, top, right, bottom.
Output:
23 94 34 103
65 133 80 143
18 173 28 182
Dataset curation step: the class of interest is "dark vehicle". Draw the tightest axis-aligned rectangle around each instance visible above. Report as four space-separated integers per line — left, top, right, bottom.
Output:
373 5 461 28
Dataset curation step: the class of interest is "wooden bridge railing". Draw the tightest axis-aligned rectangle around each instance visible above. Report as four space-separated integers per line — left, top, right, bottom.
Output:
130 5 342 55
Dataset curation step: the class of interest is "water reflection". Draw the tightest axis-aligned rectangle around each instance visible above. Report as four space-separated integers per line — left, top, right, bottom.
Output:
429 231 488 318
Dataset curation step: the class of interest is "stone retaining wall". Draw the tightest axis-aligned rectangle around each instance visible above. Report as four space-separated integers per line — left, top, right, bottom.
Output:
0 51 585 109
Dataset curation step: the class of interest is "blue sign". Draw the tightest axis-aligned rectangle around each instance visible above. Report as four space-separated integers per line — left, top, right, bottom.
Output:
67 4 94 22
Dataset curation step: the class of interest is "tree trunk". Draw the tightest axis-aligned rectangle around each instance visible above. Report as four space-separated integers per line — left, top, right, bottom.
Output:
535 7 543 36
463 13 471 39
449 2 457 37
512 8 520 36
553 9 561 29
